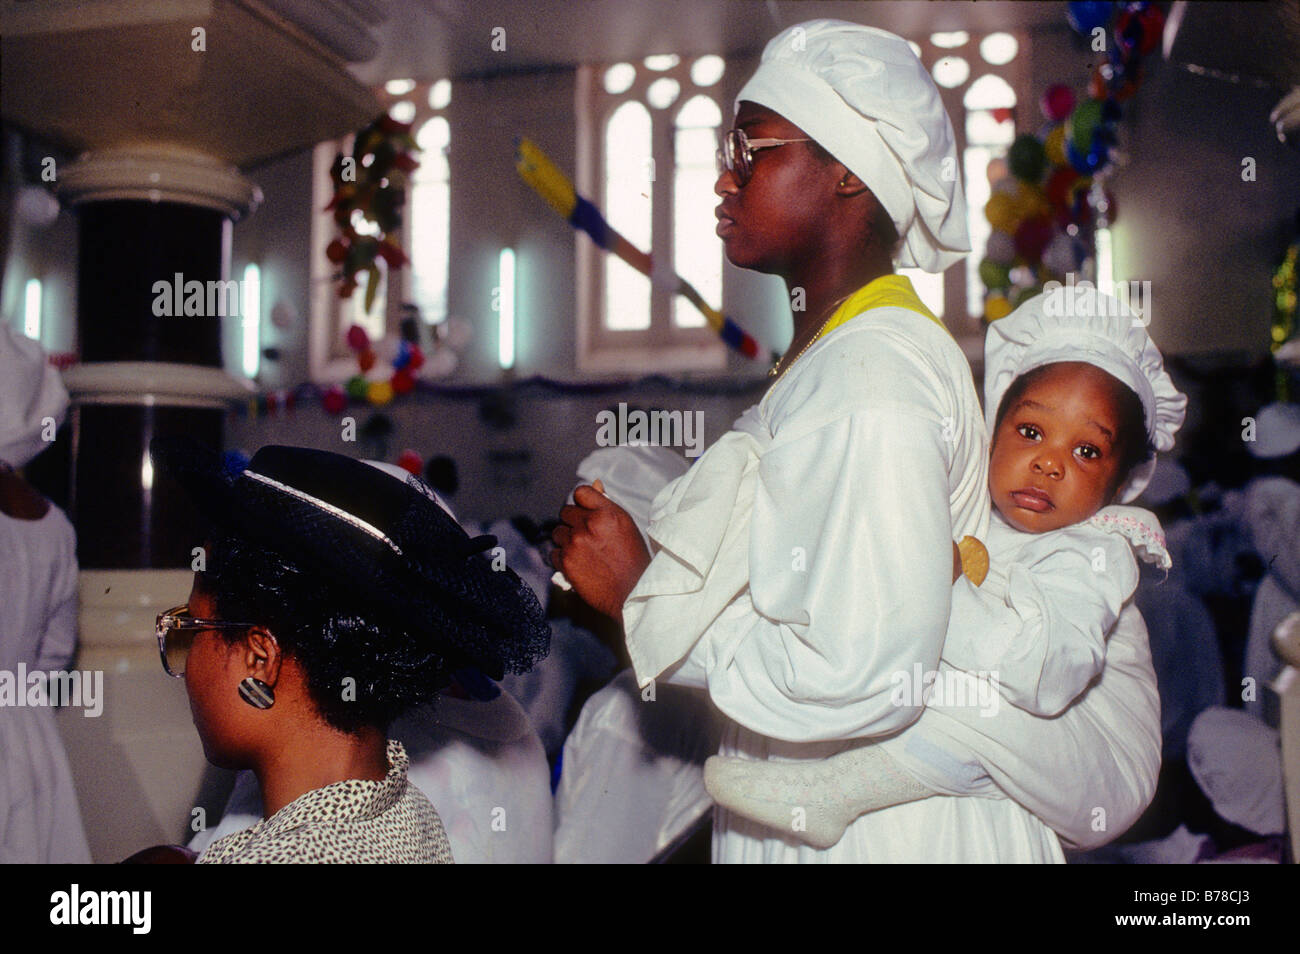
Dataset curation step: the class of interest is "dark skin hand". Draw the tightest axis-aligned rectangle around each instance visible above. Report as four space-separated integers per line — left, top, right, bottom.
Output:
0 469 51 520
549 480 650 623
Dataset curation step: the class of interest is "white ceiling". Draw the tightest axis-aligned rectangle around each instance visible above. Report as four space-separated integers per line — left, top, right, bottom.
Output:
349 0 1073 85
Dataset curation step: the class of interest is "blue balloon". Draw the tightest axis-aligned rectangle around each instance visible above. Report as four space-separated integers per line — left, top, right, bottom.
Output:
1068 1 1115 35
1067 138 1102 175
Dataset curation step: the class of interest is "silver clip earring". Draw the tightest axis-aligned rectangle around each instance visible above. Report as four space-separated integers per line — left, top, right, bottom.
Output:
238 677 275 710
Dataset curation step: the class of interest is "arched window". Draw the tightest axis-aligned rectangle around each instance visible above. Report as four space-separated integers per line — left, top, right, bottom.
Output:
673 95 723 329
578 55 727 371
896 31 1027 335
603 101 652 331
963 74 1017 320
412 115 451 326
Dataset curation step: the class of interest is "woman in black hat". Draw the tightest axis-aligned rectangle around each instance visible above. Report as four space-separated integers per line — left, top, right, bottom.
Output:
148 440 550 863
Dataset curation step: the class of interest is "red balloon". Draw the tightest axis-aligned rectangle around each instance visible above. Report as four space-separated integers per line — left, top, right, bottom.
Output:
345 324 370 351
1045 166 1081 213
1014 215 1054 264
391 367 416 395
1040 84 1076 122
322 386 346 415
397 449 423 476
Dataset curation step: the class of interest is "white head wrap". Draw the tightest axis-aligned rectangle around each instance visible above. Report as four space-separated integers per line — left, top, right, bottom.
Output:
735 19 969 273
1187 706 1285 837
984 288 1188 503
1245 402 1300 459
0 322 68 469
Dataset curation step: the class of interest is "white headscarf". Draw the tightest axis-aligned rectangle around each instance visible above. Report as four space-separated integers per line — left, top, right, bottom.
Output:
736 19 969 273
0 323 68 469
1245 402 1300 459
984 288 1187 502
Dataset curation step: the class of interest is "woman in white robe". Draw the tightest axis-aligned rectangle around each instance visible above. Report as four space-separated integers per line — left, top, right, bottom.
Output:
551 20 1161 862
0 324 91 863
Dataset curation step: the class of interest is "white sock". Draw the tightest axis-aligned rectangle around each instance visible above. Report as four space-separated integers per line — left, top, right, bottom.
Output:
703 743 934 849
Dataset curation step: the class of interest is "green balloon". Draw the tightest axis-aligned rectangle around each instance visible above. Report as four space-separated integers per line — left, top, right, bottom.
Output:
1007 134 1047 183
345 375 369 400
1069 99 1104 154
979 258 1012 290
1013 283 1044 307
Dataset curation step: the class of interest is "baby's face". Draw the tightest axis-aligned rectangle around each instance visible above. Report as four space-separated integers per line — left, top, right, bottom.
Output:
989 362 1127 533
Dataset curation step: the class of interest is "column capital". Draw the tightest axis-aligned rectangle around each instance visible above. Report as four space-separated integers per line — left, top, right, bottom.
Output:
58 145 263 220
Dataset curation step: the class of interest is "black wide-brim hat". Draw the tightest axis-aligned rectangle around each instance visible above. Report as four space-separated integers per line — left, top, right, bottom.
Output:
150 437 550 681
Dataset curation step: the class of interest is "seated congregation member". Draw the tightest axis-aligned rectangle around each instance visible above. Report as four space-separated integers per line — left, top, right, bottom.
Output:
149 439 550 863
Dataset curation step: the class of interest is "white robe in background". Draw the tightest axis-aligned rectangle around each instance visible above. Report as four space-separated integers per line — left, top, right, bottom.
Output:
0 503 92 863
554 669 723 864
1243 476 1300 722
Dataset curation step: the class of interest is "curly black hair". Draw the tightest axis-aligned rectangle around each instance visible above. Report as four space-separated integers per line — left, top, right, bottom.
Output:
198 533 451 734
993 362 1156 500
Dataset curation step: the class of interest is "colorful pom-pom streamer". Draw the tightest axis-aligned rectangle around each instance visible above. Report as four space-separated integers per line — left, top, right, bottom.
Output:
515 137 769 362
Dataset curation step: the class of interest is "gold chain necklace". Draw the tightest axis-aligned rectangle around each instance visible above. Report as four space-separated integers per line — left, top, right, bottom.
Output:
767 292 855 381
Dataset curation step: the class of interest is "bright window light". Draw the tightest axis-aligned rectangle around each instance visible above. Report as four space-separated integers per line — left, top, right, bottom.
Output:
23 278 41 340
1097 226 1113 290
498 248 515 369
242 263 260 378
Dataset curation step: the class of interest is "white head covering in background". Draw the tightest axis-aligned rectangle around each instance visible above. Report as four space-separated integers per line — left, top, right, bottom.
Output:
1187 706 1285 836
735 19 969 273
364 459 457 520
1139 458 1191 508
984 288 1188 502
575 444 691 539
1245 402 1300 459
0 323 68 469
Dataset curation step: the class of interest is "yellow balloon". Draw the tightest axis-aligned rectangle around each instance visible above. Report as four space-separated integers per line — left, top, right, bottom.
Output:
984 294 1013 322
1012 182 1050 221
367 380 394 406
985 193 1019 233
1045 125 1067 167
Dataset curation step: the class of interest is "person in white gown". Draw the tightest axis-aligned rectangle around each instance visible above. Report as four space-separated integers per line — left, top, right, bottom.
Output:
551 21 1163 862
0 323 91 863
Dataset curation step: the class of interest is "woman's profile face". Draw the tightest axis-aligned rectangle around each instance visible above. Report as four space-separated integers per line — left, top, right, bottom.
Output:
184 574 252 769
714 102 839 274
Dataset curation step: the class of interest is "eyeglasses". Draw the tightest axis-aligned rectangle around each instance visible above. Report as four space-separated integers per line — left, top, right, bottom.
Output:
155 603 255 678
716 128 812 186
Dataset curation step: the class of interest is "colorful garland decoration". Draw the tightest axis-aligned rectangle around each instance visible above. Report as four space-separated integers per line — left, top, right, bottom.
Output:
325 113 420 311
1273 241 1297 402
515 137 773 362
979 2 1165 321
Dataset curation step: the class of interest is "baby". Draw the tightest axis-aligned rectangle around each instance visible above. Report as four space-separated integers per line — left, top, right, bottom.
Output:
704 287 1187 849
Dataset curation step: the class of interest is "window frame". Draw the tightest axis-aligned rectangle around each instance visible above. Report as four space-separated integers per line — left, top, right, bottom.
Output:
575 60 728 374
909 30 1031 342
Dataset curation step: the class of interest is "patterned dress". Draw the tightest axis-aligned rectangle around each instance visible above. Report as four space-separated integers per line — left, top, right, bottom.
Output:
198 741 454 863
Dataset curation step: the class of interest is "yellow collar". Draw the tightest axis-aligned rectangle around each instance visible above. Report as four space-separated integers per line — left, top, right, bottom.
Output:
816 274 945 344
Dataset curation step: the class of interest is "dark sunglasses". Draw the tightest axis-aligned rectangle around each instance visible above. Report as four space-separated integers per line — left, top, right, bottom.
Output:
716 128 812 186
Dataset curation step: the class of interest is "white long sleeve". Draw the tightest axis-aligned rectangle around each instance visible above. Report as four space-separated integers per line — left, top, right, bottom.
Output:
941 524 1137 715
34 509 79 672
630 308 989 744
878 603 1162 849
